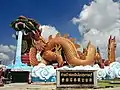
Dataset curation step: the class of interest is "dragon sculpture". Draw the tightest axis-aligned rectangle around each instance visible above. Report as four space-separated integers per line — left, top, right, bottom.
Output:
107 36 116 63
104 36 116 66
10 16 97 67
92 36 116 67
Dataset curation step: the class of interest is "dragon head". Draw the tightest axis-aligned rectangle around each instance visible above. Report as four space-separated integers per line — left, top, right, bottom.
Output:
10 15 42 40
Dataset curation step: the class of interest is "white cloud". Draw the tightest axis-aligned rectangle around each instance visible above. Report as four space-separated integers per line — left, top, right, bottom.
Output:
12 34 16 38
0 44 16 65
72 0 120 59
116 57 120 63
0 44 16 53
73 0 120 32
0 44 12 53
40 25 59 40
0 53 9 61
9 45 16 51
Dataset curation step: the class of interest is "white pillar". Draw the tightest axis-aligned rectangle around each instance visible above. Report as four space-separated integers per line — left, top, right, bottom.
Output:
15 31 23 66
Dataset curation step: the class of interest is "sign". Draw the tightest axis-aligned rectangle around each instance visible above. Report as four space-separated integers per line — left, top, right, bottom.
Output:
56 70 97 88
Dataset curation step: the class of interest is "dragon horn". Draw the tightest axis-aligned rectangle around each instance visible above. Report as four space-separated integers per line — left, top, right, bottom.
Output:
74 44 80 49
97 46 100 53
56 33 61 37
63 34 69 38
113 36 115 40
87 41 91 49
109 35 112 43
48 35 53 40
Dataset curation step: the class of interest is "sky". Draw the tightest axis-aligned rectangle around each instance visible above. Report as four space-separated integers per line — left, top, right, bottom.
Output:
0 0 120 65
0 0 92 45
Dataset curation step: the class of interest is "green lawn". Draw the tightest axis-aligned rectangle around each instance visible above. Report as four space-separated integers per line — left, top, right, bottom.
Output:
98 78 120 88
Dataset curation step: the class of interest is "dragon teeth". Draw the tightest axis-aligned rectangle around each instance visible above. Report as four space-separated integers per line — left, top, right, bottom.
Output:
23 31 28 35
32 30 36 34
15 23 18 29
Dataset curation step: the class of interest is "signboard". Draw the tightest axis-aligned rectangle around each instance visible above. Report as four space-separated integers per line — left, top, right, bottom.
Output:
56 70 97 88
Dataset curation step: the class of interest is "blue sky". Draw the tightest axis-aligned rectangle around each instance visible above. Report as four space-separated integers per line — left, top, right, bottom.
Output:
0 0 92 45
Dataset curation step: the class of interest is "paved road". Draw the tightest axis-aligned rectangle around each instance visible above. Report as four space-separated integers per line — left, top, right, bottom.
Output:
0 83 120 90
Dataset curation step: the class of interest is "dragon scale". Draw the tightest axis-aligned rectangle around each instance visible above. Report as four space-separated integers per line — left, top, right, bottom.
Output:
43 37 96 66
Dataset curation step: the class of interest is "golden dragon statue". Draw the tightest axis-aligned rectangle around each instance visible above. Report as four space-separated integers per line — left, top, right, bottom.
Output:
10 16 97 67
91 36 116 67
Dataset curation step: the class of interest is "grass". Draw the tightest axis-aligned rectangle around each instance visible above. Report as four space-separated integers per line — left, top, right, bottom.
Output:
98 78 120 88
